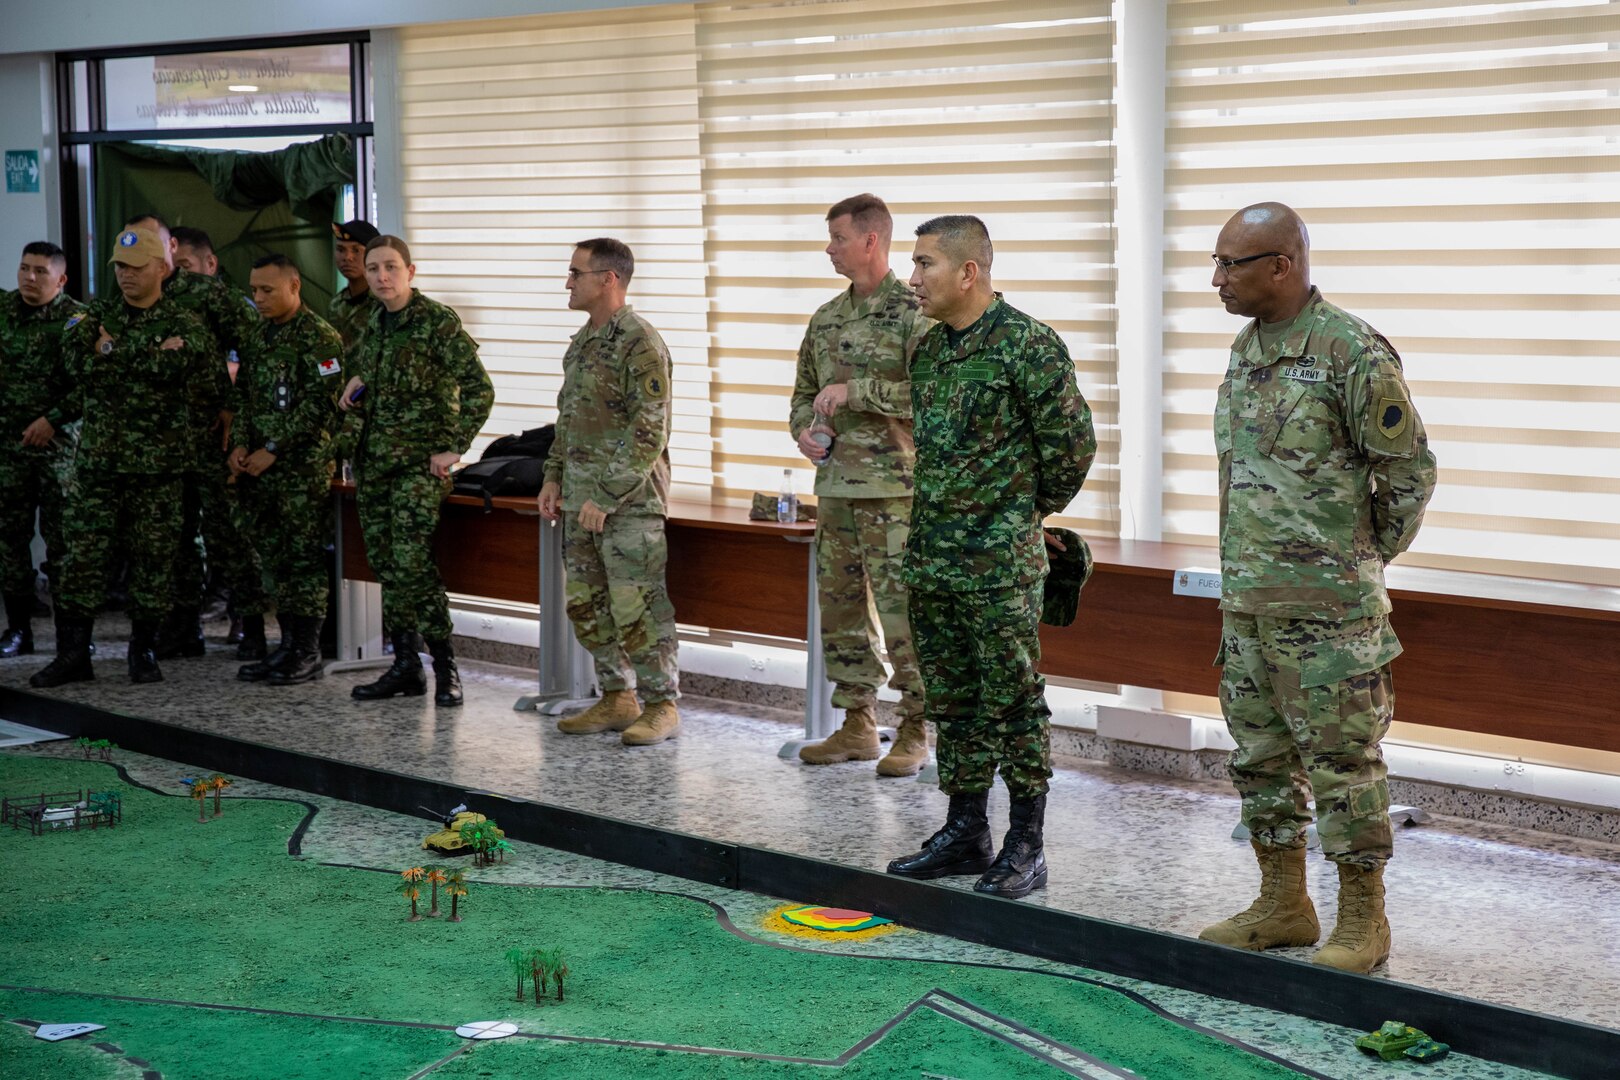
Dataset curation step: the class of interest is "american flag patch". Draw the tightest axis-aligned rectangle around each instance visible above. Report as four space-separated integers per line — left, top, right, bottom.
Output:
317 357 341 376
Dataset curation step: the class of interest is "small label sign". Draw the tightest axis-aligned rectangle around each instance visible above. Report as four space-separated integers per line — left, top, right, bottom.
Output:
35 1023 106 1042
5 150 41 194
1173 567 1222 599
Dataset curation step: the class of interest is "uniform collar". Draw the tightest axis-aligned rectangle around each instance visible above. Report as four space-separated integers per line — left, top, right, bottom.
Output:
380 288 425 328
1235 286 1326 368
831 270 900 321
938 293 1005 360
575 303 634 343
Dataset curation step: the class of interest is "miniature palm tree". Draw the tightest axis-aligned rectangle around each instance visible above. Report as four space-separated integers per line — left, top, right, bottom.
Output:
505 947 528 1001
183 778 209 822
208 775 231 817
94 739 115 761
399 867 426 922
445 871 468 922
77 737 94 759
492 838 512 864
425 868 447 917
548 950 569 1002
528 948 548 1003
458 819 487 865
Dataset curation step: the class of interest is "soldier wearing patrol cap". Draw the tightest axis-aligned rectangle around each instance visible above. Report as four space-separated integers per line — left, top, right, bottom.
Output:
788 194 933 776
229 254 347 686
537 238 681 746
30 226 217 687
1198 202 1437 975
0 241 81 658
329 219 380 354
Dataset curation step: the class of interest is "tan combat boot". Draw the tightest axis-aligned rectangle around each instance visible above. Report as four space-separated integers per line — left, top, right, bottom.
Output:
557 690 642 734
622 699 681 746
1312 861 1391 973
1199 841 1321 950
876 715 929 777
798 705 881 765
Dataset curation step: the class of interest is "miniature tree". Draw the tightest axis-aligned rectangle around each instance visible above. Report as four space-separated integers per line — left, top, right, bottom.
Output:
492 838 512 865
445 871 468 923
548 950 569 1002
504 947 528 1002
208 775 231 817
425 868 447 917
94 739 115 761
399 867 426 922
182 778 209 823
77 737 94 759
528 948 548 1003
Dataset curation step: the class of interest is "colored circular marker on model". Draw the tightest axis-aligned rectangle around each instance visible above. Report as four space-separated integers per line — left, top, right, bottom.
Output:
779 905 892 932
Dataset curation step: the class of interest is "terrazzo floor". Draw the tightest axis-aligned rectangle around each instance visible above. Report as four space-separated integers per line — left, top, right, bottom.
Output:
2 739 1552 1080
2 623 1617 1046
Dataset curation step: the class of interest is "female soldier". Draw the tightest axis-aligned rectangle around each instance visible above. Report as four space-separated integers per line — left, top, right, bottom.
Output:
339 236 493 705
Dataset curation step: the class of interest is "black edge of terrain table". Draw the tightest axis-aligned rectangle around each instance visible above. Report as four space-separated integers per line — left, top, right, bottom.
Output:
4 684 1613 1080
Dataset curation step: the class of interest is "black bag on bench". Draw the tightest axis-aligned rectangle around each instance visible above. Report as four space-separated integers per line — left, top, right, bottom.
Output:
452 425 555 511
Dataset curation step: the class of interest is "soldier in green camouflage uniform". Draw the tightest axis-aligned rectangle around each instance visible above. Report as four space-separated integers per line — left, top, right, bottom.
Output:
0 243 82 657
31 227 218 687
124 218 268 661
788 194 933 775
887 216 1094 901
539 238 681 747
1197 203 1437 976
229 254 347 686
328 219 379 356
341 236 493 707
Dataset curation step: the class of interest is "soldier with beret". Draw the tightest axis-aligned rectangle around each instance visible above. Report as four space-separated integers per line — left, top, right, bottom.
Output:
0 242 81 658
339 235 493 706
230 254 347 686
789 194 933 775
538 238 681 746
329 219 380 355
1198 202 1437 974
31 227 216 686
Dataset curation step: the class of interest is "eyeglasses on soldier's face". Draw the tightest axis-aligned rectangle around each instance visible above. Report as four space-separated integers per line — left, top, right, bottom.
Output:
1211 252 1281 271
566 268 612 281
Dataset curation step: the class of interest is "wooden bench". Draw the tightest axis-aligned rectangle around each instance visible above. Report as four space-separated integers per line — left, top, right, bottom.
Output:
334 486 1620 754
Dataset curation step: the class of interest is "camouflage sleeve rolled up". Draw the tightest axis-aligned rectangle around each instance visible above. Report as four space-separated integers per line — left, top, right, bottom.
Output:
1342 339 1438 562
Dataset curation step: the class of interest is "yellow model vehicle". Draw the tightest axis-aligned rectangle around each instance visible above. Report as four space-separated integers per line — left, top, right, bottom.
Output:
422 810 505 854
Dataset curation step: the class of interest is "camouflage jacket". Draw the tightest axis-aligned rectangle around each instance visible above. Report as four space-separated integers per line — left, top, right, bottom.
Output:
789 271 932 498
327 284 374 355
543 304 672 516
61 293 217 474
905 295 1095 593
0 288 82 449
1215 287 1438 621
161 268 259 470
229 305 347 464
349 289 494 478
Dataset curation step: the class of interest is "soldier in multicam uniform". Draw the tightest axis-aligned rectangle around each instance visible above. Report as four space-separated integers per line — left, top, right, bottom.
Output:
1197 203 1437 975
0 242 81 657
229 254 347 687
886 216 1095 900
538 238 681 747
339 235 493 707
31 226 218 687
788 194 933 775
328 219 379 355
119 217 268 664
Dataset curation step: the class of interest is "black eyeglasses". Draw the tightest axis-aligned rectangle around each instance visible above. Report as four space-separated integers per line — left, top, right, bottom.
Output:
1211 252 1281 271
566 268 611 281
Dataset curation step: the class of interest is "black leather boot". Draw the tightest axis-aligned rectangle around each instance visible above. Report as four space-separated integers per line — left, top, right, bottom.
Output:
29 616 95 688
1 593 35 657
235 614 267 661
268 615 325 686
426 637 463 707
155 606 206 660
351 631 426 700
887 792 995 879
974 794 1048 898
226 614 245 645
238 617 292 682
128 619 165 684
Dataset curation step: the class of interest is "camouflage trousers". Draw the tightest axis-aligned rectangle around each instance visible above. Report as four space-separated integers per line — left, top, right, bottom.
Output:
0 447 65 597
910 581 1051 799
815 496 923 720
173 460 267 615
56 470 184 623
564 513 679 703
356 467 453 640
236 459 335 618
1218 611 1400 867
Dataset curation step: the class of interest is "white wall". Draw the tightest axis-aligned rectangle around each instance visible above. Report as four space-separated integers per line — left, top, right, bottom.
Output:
2 0 664 56
0 53 59 269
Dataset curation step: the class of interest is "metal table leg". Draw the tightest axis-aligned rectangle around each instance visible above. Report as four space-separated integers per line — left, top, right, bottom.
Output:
516 517 598 714
325 486 392 676
779 532 840 758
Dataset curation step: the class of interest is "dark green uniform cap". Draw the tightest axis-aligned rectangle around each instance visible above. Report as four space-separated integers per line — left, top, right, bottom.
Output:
1040 528 1092 627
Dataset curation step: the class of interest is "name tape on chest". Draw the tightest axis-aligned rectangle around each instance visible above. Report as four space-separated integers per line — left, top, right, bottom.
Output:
1280 364 1327 384
317 357 341 377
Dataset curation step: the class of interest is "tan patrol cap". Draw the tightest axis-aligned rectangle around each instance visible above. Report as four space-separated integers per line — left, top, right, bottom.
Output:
109 227 167 267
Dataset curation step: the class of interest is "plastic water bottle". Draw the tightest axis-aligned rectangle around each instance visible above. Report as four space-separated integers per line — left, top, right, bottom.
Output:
777 468 797 523
809 412 835 468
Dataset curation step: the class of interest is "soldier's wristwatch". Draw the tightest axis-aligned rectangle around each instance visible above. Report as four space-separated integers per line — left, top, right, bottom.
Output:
98 339 114 356
263 440 279 455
